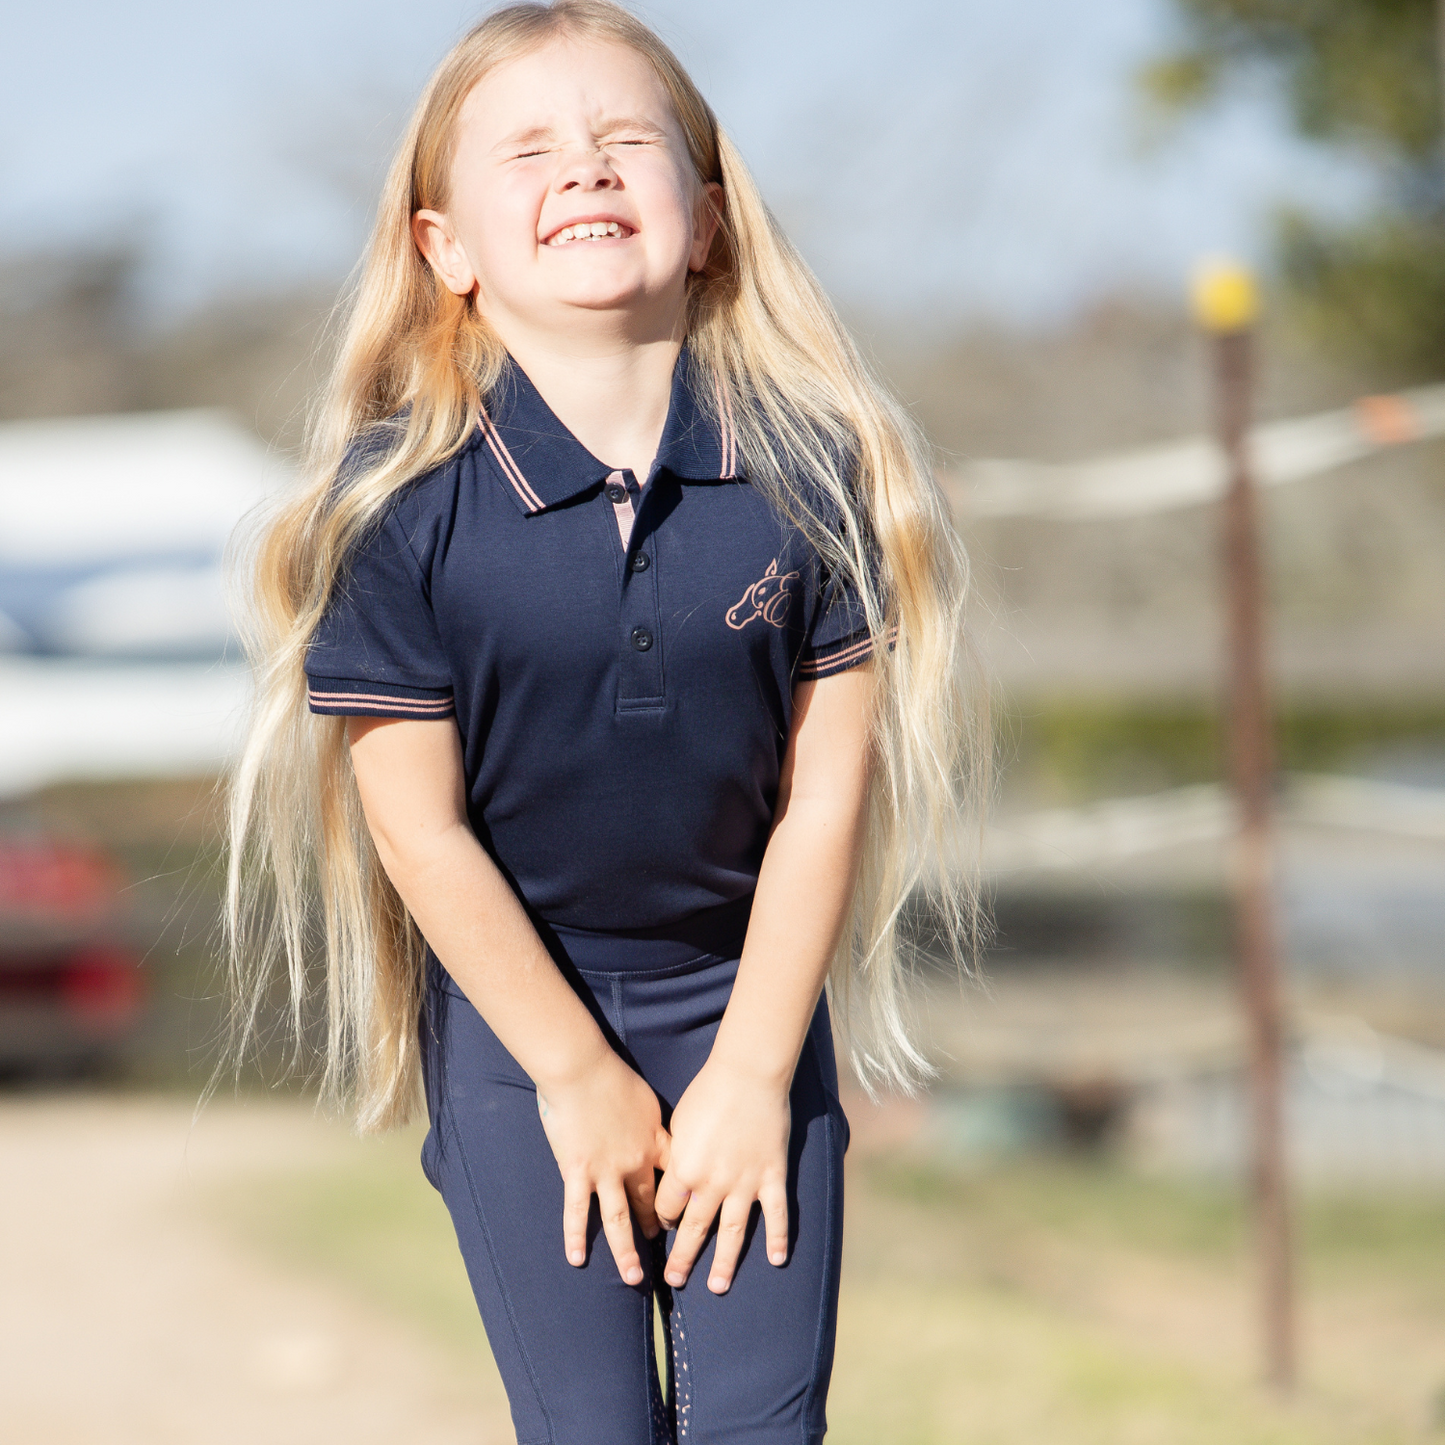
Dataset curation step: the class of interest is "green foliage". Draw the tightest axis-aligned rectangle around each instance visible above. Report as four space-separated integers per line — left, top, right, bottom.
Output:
1017 702 1223 799
1012 699 1445 802
1143 0 1441 160
1145 0 1445 377
1279 207 1445 375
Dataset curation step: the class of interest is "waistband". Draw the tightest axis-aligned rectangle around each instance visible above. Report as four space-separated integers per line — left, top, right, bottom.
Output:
537 893 753 974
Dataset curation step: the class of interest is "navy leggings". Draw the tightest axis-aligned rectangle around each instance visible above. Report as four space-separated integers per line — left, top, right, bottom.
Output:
418 906 849 1445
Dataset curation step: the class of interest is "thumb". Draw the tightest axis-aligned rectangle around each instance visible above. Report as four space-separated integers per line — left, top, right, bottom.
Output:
653 1168 691 1229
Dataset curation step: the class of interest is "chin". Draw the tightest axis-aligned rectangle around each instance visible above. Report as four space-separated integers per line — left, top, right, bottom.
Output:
550 278 654 313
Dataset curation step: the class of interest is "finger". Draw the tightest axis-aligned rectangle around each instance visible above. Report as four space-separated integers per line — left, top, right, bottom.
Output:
597 1181 644 1288
627 1168 661 1241
664 1191 720 1288
562 1174 592 1268
759 1179 790 1266
706 1196 753 1294
654 1169 691 1230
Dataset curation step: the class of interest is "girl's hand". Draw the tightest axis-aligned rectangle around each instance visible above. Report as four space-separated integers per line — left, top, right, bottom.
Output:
653 1058 791 1294
536 1050 672 1288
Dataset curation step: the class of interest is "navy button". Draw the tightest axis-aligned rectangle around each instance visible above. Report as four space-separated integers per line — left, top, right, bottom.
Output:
605 483 627 504
631 627 653 652
630 552 650 572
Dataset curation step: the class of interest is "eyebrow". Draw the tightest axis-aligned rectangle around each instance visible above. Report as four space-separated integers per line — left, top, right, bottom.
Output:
497 125 556 152
594 115 666 136
495 115 667 152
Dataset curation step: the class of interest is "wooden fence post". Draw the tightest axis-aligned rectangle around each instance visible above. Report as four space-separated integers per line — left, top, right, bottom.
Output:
1191 258 1296 1390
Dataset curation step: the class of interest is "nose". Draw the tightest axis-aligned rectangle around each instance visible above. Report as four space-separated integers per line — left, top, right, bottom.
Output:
555 145 619 194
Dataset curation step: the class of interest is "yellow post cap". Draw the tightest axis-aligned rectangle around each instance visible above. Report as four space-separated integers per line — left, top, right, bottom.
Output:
1190 256 1260 333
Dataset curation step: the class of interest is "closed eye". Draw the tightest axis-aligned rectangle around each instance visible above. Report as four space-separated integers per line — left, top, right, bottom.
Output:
602 126 665 148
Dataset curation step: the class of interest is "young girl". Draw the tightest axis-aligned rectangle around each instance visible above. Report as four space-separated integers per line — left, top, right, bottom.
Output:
227 4 983 1441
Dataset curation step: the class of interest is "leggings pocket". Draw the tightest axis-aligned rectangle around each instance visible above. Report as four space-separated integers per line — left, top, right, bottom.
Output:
822 1082 851 1155
419 1117 444 1192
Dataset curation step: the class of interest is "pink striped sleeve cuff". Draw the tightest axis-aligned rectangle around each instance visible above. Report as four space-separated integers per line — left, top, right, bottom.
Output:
797 625 897 681
306 678 455 720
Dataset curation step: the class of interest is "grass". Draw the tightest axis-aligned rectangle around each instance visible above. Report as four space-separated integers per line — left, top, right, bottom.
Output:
835 1155 1445 1444
210 1126 492 1360
830 1280 1359 1445
865 1154 1247 1258
209 1129 1445 1444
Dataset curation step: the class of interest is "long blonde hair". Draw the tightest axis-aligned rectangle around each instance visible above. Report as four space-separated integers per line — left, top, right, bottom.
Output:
226 0 987 1131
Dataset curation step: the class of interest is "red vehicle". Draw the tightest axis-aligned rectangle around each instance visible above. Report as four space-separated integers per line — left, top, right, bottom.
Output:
0 835 144 1075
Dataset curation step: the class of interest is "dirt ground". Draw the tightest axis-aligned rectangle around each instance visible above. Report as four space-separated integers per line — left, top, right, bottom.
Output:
6 1089 1444 1445
3 1072 1443 1444
0 1093 513 1445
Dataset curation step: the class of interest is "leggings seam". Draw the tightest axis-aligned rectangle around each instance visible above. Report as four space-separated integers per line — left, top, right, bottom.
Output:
612 976 626 1046
445 1099 556 1445
801 1102 837 1444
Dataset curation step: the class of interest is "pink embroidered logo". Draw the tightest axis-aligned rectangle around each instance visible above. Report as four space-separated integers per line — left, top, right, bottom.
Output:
726 558 800 630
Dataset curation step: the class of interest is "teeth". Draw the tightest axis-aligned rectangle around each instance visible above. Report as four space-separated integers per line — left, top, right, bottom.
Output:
549 221 625 245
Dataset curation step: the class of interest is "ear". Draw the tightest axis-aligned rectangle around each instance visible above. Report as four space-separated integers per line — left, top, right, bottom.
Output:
688 182 724 274
412 209 478 297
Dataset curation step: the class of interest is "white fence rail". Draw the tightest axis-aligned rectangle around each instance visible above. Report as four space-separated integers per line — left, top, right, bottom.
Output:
950 383 1445 520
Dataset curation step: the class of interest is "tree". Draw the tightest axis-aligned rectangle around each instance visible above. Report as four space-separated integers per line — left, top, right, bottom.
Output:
1144 0 1445 378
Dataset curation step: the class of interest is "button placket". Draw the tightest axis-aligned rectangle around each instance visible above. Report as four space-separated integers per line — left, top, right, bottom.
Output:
605 469 636 550
615 475 664 707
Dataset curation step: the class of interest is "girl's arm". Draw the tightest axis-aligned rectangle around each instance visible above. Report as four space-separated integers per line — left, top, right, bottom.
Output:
346 716 671 1286
653 663 874 1293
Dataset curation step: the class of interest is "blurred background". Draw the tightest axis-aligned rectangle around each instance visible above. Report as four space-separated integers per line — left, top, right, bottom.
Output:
3 1 1445 1441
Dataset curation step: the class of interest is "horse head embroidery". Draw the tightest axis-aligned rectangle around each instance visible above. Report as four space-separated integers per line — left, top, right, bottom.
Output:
726 558 800 630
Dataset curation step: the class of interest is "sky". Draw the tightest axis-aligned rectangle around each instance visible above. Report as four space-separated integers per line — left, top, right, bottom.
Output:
1 0 1375 329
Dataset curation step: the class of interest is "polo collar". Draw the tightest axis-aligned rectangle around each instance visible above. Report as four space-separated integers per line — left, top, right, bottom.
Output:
479 349 743 517
653 351 743 485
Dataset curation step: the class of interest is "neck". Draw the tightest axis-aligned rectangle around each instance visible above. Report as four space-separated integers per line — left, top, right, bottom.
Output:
486 306 685 482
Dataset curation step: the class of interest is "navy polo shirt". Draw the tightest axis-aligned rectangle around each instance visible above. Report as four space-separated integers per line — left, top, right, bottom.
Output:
306 351 875 932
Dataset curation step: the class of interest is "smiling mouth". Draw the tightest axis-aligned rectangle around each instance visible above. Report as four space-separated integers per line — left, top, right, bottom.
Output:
546 221 633 246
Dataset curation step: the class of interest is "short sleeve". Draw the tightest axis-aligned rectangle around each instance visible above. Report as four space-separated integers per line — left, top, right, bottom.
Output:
797 546 890 681
305 500 455 720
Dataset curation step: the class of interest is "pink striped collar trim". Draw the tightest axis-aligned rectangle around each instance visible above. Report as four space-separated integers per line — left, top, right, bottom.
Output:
478 404 546 513
712 378 739 480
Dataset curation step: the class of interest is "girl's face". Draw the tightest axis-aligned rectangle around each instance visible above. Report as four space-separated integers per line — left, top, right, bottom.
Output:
414 38 720 341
